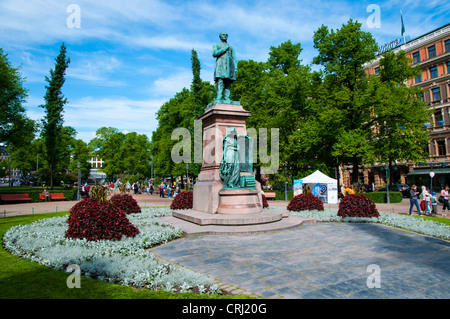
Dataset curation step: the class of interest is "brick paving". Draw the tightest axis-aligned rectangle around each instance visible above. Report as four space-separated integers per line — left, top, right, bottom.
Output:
151 222 450 299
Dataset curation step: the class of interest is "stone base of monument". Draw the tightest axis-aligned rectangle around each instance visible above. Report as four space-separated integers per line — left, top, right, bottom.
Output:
160 209 316 236
173 209 283 226
166 209 316 236
217 189 262 214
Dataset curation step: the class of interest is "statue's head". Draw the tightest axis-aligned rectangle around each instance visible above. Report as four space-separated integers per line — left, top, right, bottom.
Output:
219 32 228 41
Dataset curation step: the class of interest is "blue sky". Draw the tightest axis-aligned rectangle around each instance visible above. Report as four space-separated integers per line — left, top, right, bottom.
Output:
1 0 449 143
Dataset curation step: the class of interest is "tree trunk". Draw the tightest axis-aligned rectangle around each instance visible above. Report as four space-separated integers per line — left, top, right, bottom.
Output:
351 157 359 185
50 164 54 189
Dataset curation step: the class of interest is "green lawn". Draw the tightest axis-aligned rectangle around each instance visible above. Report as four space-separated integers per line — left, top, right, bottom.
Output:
0 212 241 299
412 214 450 226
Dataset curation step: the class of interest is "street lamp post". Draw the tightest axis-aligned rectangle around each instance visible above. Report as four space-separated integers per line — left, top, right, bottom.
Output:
77 161 81 201
186 163 189 191
430 165 435 193
382 165 390 204
150 155 153 180
284 165 287 201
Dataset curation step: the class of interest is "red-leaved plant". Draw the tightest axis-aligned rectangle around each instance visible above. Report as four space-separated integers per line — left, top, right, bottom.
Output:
287 194 324 211
110 193 141 214
170 191 193 210
65 198 139 241
337 194 379 218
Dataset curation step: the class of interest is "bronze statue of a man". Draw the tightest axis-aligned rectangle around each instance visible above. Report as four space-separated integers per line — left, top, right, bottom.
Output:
213 32 237 102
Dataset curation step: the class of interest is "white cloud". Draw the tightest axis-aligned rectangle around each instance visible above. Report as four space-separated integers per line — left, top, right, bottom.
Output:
150 70 193 97
67 53 125 87
64 96 165 141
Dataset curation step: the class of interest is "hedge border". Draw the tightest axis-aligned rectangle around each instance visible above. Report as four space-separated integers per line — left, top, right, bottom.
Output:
361 191 403 203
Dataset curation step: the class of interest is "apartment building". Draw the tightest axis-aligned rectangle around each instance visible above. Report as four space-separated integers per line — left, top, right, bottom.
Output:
343 23 450 192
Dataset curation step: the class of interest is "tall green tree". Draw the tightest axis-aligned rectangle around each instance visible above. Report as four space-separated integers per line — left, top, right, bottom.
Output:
191 49 203 118
90 127 152 181
312 19 379 182
89 127 125 180
40 43 70 188
232 40 314 179
151 50 214 183
369 50 430 182
1 48 36 185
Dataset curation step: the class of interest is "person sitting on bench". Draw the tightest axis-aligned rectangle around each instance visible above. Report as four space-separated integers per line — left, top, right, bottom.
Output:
42 188 51 201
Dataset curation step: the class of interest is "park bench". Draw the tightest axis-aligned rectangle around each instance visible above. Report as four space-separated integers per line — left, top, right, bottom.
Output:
39 193 67 201
264 192 276 200
0 194 31 203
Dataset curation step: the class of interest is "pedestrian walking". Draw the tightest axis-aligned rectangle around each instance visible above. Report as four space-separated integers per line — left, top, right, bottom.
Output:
430 192 438 216
159 183 165 198
340 183 345 199
421 186 431 215
409 185 422 216
440 185 449 217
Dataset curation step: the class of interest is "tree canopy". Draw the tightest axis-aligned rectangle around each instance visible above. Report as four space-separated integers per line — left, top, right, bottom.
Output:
40 42 70 188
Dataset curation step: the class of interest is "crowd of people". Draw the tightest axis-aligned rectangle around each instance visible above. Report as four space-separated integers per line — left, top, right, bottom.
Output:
102 180 182 198
408 184 449 217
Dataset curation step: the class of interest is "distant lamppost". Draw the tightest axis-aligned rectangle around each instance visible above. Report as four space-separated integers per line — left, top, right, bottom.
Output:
77 161 81 200
284 165 287 201
381 165 390 204
430 164 435 193
186 163 189 191
150 155 153 180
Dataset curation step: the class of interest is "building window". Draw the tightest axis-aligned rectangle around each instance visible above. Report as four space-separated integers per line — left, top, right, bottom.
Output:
435 110 443 124
430 66 438 78
447 61 450 74
437 140 446 156
374 67 380 75
446 39 450 52
413 51 420 63
428 45 436 58
432 87 441 101
415 75 422 83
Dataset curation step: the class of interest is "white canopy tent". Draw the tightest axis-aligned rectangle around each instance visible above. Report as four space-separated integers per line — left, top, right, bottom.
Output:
300 170 338 204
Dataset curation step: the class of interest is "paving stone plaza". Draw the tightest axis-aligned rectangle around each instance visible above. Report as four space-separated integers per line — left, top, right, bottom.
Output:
151 221 450 299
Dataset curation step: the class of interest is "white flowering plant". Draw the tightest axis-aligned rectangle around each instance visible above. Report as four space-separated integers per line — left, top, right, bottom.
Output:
3 207 220 294
289 208 450 240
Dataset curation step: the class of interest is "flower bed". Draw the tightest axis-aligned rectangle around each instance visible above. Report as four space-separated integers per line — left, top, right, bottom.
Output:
3 207 220 294
289 209 450 240
170 191 193 210
287 194 324 211
66 198 140 241
337 194 379 218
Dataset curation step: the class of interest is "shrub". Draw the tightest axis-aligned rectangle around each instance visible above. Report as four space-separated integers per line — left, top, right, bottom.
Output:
361 191 402 203
65 198 139 241
287 194 324 211
110 194 141 214
170 191 193 210
262 194 269 208
337 194 379 218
